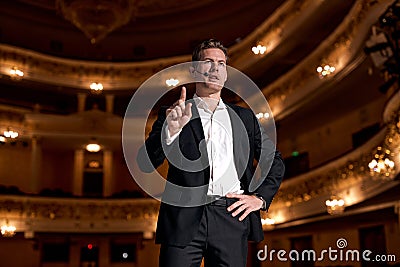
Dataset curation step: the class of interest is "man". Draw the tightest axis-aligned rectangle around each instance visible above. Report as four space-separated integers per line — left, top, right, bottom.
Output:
137 39 284 267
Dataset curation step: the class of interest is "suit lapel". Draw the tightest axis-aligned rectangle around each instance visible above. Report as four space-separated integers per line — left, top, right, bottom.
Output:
186 99 209 185
226 104 251 187
188 99 205 143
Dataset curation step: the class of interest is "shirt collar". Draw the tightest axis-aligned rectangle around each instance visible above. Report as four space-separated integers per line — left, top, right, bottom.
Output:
193 94 226 111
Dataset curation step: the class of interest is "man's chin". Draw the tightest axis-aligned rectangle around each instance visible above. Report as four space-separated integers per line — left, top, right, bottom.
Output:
204 82 224 91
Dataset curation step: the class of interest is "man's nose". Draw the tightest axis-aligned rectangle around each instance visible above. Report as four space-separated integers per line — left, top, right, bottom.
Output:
209 62 218 72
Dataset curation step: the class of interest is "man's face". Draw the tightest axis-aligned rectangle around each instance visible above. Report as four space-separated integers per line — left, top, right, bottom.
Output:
195 48 227 93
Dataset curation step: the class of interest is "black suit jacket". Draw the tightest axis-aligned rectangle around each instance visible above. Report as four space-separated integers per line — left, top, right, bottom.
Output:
137 100 285 246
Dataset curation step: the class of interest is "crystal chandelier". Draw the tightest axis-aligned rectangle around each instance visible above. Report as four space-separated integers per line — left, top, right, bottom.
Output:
56 0 140 44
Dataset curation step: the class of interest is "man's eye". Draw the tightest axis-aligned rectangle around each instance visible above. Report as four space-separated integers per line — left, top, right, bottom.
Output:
219 62 226 67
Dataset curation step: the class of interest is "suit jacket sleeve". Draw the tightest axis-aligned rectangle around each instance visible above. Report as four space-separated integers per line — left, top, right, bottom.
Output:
252 114 285 210
137 107 170 173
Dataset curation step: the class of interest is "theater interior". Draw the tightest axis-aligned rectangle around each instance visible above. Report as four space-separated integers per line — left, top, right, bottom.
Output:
0 0 400 266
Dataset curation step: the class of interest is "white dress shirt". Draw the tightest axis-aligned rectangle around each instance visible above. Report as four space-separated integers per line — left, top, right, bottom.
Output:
166 95 243 196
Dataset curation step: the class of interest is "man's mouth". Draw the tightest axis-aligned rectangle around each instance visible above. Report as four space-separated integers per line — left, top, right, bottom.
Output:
207 74 219 80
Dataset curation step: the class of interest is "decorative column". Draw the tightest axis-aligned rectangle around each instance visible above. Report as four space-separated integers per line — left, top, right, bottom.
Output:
69 242 80 267
98 238 110 267
396 202 400 230
103 150 113 197
30 136 42 194
105 94 115 114
73 150 84 196
77 93 87 113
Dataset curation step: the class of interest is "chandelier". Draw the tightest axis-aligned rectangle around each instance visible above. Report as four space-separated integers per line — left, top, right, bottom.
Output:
9 67 24 80
368 146 395 178
316 64 336 78
90 82 103 92
4 128 19 139
252 44 267 55
325 195 345 215
56 0 140 44
86 138 101 152
166 78 179 87
1 220 16 237
260 210 275 229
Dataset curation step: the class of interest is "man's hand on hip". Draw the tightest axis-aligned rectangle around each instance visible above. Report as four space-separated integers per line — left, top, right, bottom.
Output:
226 193 263 221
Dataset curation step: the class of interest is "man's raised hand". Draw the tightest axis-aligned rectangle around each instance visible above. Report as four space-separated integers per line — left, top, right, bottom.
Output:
166 87 192 136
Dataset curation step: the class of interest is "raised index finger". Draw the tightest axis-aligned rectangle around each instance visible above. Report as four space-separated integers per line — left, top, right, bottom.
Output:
179 86 187 102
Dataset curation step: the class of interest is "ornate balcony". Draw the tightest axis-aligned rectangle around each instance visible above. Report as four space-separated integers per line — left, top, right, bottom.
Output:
0 196 158 237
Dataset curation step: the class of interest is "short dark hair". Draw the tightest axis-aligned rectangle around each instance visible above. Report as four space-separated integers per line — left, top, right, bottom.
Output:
192 39 228 62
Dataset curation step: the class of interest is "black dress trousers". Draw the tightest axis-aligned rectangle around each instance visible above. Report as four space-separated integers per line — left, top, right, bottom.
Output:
159 198 250 267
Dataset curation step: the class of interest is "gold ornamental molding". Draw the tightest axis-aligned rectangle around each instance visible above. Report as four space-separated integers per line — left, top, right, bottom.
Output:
229 0 323 69
1 88 399 233
258 0 396 120
0 196 159 234
0 0 395 121
267 88 400 225
0 44 189 91
0 0 317 92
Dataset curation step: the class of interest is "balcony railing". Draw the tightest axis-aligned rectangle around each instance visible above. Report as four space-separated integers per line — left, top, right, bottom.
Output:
0 196 159 234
